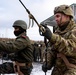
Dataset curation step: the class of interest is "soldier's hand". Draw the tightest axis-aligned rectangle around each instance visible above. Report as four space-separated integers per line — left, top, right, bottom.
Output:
39 25 52 40
42 62 47 72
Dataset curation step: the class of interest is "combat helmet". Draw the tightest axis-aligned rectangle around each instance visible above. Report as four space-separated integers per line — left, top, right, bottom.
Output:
13 20 27 30
54 5 73 18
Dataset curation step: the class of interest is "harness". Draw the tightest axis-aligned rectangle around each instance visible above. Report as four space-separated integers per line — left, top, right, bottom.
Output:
57 53 76 69
13 61 24 75
13 61 32 75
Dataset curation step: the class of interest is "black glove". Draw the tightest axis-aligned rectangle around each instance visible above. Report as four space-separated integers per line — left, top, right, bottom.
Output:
42 62 47 72
39 25 52 40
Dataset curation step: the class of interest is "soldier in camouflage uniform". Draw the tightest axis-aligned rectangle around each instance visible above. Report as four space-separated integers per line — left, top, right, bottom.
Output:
0 20 33 75
40 5 76 75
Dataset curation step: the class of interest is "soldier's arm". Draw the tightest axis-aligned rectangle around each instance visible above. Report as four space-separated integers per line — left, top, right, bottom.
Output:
49 28 76 55
0 37 28 53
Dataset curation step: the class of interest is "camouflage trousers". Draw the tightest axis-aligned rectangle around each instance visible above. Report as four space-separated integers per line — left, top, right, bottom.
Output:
0 62 33 75
51 66 76 75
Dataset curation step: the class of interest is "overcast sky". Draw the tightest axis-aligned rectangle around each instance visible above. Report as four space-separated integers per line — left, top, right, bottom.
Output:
0 0 76 41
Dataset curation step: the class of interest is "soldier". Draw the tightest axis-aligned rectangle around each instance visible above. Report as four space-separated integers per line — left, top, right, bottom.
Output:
40 5 76 75
33 42 40 62
0 20 33 75
39 43 45 63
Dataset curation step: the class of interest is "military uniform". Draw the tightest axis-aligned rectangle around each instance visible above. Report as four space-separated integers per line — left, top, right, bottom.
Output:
50 19 76 75
33 43 40 62
41 5 76 75
0 20 33 75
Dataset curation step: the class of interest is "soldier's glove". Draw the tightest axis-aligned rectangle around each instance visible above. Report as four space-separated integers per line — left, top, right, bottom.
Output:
42 62 47 72
39 25 52 40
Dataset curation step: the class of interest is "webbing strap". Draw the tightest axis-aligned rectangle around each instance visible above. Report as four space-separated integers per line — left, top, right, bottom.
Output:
13 61 24 75
17 65 24 75
57 53 76 69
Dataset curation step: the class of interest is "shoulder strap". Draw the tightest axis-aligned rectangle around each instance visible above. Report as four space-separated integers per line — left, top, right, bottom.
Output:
21 35 26 38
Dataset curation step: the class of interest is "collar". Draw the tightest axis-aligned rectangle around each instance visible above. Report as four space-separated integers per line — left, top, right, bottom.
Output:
17 32 26 38
55 19 76 34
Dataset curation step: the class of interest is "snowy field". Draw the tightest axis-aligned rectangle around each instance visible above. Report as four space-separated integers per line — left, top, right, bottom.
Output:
31 62 52 75
0 60 52 75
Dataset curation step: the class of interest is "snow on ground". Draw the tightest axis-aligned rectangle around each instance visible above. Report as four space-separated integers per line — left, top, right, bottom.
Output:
31 62 52 75
0 60 52 75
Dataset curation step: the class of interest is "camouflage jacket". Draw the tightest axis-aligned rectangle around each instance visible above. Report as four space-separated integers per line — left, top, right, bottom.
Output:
49 19 76 69
0 32 33 63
